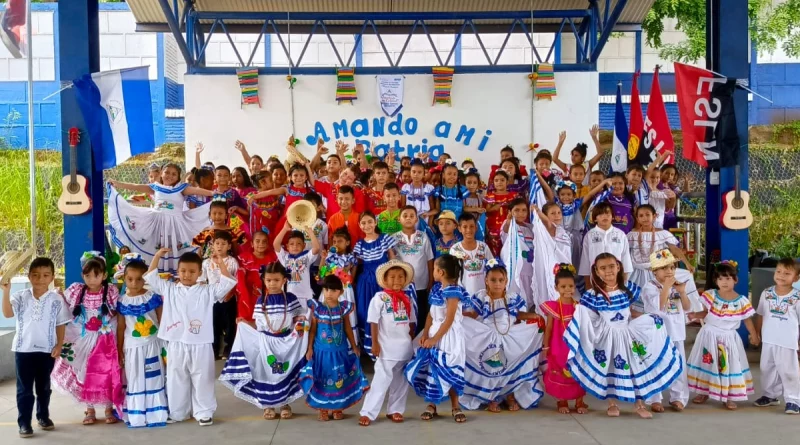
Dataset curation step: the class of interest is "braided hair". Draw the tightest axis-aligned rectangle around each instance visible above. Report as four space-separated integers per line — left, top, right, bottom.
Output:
74 257 111 318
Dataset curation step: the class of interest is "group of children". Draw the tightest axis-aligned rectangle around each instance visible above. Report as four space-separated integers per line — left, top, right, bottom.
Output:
5 130 800 438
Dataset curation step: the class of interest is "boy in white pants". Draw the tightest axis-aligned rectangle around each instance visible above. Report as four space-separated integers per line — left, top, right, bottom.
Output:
754 258 800 414
358 260 417 426
641 249 693 412
145 248 236 426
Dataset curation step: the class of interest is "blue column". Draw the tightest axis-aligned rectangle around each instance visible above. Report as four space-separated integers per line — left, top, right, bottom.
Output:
59 0 103 283
634 30 642 72
706 1 750 310
354 34 363 67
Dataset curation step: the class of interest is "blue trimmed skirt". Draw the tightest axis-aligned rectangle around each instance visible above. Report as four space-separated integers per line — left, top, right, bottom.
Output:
299 347 369 410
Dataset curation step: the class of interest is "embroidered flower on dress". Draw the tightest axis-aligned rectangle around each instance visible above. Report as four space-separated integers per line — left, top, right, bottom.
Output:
650 314 664 329
593 349 607 368
60 343 75 362
85 316 102 332
614 354 630 370
267 355 290 374
133 316 158 338
702 348 713 365
631 340 647 358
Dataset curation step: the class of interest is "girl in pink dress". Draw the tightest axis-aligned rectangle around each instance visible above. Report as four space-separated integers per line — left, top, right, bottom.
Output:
541 264 587 414
51 252 124 425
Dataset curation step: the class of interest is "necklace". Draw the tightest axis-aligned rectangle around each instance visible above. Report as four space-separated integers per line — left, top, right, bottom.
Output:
489 291 512 336
323 301 344 346
637 226 657 259
263 292 289 334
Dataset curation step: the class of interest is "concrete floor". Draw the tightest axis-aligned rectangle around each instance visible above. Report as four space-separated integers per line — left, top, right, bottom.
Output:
1 348 800 445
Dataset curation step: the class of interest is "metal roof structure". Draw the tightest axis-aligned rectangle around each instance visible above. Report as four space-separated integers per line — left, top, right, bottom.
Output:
129 0 654 75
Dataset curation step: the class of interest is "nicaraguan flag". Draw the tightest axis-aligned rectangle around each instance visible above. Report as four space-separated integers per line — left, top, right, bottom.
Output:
610 83 628 173
73 66 155 169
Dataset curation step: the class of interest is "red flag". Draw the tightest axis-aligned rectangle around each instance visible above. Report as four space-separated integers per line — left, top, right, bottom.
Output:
631 69 674 166
674 62 739 169
627 72 643 164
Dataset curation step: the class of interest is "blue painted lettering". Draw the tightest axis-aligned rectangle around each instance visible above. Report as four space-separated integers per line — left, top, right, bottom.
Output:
435 121 452 138
455 125 476 145
477 130 493 151
333 120 349 139
351 119 369 137
428 144 444 159
388 113 404 136
405 117 418 135
373 144 390 158
307 122 330 145
372 117 386 137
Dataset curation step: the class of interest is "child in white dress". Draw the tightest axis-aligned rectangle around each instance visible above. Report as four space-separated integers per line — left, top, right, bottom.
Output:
687 261 760 410
358 260 417 426
753 258 800 414
108 163 215 272
274 223 321 309
115 255 168 428
450 213 493 296
641 249 692 412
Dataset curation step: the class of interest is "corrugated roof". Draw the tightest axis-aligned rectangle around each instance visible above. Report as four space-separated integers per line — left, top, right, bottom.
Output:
128 0 654 31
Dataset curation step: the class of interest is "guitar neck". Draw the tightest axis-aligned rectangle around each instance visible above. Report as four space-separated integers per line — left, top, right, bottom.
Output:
70 143 78 182
733 165 741 198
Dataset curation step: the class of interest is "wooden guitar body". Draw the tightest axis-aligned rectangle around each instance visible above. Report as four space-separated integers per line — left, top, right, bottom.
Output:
58 171 91 215
721 188 753 230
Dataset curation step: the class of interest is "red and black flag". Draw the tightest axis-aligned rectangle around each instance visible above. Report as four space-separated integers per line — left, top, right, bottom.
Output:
628 68 674 166
675 62 740 169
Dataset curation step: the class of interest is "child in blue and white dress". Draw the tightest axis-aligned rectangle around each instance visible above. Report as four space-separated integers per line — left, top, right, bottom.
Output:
404 254 468 424
220 263 308 421
108 163 215 272
565 253 683 419
300 275 369 422
115 255 168 428
461 260 545 412
319 228 359 344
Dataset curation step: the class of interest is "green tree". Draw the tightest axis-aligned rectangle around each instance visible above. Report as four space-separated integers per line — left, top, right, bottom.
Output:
642 0 800 63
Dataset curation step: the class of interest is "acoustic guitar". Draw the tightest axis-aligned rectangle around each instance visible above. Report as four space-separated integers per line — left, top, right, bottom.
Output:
57 127 92 215
721 164 753 230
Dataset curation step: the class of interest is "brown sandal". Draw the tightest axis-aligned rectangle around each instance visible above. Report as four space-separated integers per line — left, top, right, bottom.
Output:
318 410 330 422
452 409 467 423
607 403 620 417
670 401 685 412
650 403 665 413
574 398 589 414
83 409 96 425
420 405 437 421
280 405 292 419
635 403 653 419
358 416 371 426
104 408 118 424
557 400 570 414
385 413 404 423
693 394 709 404
332 410 344 420
725 401 738 410
263 408 277 420
487 401 501 413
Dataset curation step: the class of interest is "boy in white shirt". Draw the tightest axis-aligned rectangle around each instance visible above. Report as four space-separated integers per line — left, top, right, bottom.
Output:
199 230 239 360
2 257 71 438
578 202 633 281
303 192 329 297
754 258 800 414
641 249 693 412
358 260 417 426
274 222 321 308
145 248 236 426
393 206 434 327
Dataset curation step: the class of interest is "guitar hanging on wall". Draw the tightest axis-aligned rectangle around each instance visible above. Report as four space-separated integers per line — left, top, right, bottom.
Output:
57 127 92 215
720 164 753 230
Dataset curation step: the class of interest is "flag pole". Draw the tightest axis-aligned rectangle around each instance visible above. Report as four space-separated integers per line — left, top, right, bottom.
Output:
26 0 36 254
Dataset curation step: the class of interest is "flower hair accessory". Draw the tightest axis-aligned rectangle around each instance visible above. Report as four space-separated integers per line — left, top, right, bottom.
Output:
556 180 577 194
211 195 228 203
120 253 145 267
715 260 739 271
450 249 467 260
148 162 161 171
484 258 507 273
553 263 576 276
445 159 457 166
80 251 105 268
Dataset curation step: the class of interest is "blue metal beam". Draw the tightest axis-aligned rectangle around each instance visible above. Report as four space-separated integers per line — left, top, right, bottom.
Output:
634 30 642 72
193 11 591 21
590 0 627 62
59 0 104 284
157 0 193 68
189 64 596 76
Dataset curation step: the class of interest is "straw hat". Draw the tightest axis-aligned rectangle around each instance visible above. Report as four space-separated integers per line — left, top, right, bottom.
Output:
649 249 679 270
435 210 457 223
0 248 34 285
286 200 316 229
376 259 414 290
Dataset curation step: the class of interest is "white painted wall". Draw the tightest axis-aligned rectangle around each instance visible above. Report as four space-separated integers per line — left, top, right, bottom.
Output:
0 11 54 81
184 72 598 169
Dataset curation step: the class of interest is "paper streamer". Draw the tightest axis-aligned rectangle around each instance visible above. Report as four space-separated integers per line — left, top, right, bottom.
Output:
335 67 357 104
533 63 556 100
236 67 261 107
432 66 454 106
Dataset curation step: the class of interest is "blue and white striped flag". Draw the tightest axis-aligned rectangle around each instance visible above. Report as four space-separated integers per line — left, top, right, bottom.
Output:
610 83 628 173
73 66 155 169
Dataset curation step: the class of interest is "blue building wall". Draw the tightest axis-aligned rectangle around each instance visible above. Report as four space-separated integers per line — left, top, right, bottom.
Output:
751 62 800 125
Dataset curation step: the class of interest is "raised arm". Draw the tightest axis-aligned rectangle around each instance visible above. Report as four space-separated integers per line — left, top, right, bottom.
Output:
667 243 695 274
273 223 291 254
648 150 672 175
1 282 13 318
234 140 252 166
306 226 321 256
107 179 152 194
183 186 214 197
587 124 606 168
195 142 204 169
534 168 554 202
552 131 569 171
148 248 170 274
355 143 369 170
308 139 329 177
